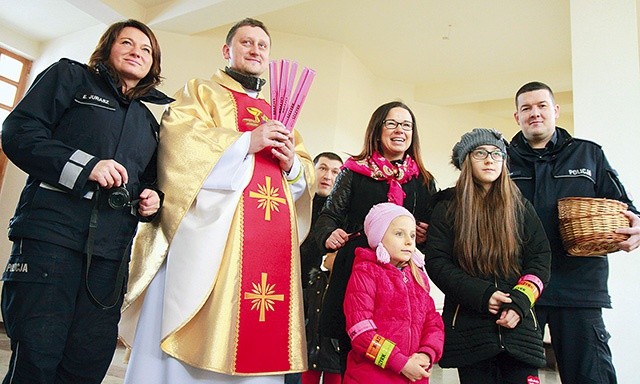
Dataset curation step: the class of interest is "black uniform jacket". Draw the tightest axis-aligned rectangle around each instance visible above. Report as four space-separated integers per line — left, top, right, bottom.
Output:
509 127 638 308
2 59 173 260
314 168 436 340
424 188 551 368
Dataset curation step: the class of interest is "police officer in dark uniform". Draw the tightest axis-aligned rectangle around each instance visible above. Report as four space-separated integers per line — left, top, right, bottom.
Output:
509 81 640 383
1 19 172 383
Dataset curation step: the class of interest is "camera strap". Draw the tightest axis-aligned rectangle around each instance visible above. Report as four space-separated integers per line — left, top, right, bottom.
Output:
85 188 129 310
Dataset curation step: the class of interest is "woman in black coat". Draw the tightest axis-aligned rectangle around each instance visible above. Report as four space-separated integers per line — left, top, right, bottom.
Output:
314 101 437 374
424 128 551 384
1 20 171 383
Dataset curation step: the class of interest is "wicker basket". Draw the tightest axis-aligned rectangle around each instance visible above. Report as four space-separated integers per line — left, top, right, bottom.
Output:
557 197 629 256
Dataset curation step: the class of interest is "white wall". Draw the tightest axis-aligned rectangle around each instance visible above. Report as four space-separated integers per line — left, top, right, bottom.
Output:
570 1 640 381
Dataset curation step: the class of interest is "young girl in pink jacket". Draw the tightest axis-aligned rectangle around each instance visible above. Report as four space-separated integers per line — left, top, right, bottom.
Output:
343 203 444 383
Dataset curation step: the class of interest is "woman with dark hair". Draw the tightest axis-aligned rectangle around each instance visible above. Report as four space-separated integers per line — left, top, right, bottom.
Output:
424 128 551 383
1 19 172 383
314 101 437 374
88 19 164 99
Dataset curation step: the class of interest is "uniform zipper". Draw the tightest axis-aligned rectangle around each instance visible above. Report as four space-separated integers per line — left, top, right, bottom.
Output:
495 277 505 349
400 267 414 349
530 307 539 331
451 304 460 329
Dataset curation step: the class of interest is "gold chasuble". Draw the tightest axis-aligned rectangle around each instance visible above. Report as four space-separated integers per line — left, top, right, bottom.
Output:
120 70 313 376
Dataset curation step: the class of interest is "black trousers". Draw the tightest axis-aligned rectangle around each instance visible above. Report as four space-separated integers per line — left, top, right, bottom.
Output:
1 239 124 384
457 352 539 384
536 306 617 384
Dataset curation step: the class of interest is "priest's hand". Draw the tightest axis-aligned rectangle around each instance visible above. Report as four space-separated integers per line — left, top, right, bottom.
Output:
248 120 289 154
272 130 295 173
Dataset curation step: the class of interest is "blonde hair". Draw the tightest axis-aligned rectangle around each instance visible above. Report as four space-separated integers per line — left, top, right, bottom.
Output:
409 260 428 291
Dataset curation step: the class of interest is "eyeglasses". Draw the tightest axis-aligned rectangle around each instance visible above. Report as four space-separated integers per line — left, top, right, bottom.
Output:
470 149 506 161
383 119 413 132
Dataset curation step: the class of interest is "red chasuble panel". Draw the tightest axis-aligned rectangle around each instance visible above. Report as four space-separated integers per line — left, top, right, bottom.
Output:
226 87 294 373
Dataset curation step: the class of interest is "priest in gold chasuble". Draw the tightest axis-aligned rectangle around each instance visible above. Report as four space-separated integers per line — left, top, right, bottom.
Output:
119 18 315 384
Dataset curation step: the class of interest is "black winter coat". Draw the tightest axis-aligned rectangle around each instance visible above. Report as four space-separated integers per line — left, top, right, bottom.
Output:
1 59 172 259
299 193 341 372
300 194 329 286
423 188 551 368
303 268 341 373
314 168 436 341
509 127 638 307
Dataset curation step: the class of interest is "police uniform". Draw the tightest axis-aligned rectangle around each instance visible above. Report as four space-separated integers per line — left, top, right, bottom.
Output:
508 127 639 384
1 58 172 383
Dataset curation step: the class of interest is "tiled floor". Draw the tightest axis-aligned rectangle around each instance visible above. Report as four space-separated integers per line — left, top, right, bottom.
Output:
0 329 561 383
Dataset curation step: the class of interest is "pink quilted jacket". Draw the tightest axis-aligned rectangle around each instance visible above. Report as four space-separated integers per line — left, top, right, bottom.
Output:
343 247 444 383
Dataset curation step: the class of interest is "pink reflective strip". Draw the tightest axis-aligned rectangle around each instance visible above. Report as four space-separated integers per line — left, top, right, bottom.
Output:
269 60 279 119
519 274 544 293
348 319 377 340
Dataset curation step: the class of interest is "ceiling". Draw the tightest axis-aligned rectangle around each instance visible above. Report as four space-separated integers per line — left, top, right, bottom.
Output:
0 0 595 113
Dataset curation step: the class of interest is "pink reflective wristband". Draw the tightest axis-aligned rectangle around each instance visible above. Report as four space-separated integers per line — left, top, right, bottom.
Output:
347 319 377 340
519 274 544 293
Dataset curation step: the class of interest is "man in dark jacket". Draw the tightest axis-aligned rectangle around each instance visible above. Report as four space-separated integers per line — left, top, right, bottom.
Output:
508 81 640 383
299 152 344 283
286 151 343 384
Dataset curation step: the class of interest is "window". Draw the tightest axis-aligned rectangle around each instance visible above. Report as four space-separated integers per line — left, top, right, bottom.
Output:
0 47 32 191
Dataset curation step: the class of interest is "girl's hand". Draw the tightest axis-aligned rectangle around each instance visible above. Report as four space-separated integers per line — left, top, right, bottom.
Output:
496 308 521 329
401 358 430 381
488 290 511 314
409 352 431 369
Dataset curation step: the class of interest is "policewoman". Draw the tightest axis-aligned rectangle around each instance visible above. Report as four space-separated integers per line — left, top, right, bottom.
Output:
0 19 172 383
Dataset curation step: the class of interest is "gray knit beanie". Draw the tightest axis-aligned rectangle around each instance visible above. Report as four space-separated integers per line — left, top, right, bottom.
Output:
451 128 508 169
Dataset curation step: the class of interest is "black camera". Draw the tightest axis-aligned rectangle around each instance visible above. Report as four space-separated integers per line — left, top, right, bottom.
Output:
107 184 131 210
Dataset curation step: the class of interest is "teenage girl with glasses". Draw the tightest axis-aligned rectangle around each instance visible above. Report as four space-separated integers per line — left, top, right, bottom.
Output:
423 128 551 384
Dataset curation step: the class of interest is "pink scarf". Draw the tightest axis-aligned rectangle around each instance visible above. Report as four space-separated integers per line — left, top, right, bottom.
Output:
343 152 420 205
